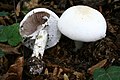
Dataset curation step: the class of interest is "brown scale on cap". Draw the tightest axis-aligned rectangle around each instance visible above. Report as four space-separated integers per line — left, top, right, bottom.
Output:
21 12 50 36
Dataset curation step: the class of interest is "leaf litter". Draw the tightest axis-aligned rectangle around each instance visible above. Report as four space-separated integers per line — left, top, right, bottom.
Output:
0 0 120 80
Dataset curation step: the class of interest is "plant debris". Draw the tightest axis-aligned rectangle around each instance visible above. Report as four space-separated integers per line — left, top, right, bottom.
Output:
0 0 120 80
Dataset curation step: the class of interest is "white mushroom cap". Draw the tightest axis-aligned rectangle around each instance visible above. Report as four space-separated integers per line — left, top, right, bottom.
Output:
19 8 61 49
58 5 107 42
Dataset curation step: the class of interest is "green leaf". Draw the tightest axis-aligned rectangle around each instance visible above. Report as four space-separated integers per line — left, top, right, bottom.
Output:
0 26 8 42
0 49 5 57
7 23 22 46
0 11 9 16
93 66 120 80
8 32 22 46
2 26 11 39
0 23 22 46
0 33 8 42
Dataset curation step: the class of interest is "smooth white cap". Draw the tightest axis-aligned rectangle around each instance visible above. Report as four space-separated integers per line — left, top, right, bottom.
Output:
58 5 107 42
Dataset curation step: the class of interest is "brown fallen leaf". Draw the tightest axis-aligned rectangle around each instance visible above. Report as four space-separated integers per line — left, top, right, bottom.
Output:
87 59 107 75
0 75 5 80
0 2 14 11
6 57 24 80
46 62 84 79
0 57 24 80
0 43 21 54
53 67 58 76
0 56 8 75
57 68 63 77
24 0 39 9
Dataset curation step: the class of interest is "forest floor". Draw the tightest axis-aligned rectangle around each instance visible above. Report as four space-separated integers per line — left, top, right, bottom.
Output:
0 0 120 80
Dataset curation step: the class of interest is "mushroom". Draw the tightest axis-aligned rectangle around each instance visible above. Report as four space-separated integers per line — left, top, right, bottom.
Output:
19 8 61 74
58 5 107 51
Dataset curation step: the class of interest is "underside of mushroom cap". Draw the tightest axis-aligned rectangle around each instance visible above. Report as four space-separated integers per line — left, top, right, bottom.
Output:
20 8 61 49
20 12 49 36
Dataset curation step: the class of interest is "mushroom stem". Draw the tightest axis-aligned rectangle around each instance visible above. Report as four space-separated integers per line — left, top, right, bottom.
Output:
32 29 47 59
29 30 47 74
74 41 83 51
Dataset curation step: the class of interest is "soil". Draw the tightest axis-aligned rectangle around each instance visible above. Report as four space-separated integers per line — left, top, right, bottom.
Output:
0 0 120 80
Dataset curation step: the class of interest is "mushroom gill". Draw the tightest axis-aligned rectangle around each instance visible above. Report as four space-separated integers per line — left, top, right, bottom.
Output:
21 12 50 36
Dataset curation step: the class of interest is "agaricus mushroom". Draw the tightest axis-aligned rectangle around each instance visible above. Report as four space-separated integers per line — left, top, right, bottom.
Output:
19 8 61 74
58 5 107 51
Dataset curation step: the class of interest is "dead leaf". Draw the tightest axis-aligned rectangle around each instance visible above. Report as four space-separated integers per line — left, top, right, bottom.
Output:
0 2 14 11
0 74 8 80
15 2 21 16
53 67 58 76
0 56 8 75
7 57 24 80
57 68 63 77
24 0 38 9
87 59 107 74
0 43 21 54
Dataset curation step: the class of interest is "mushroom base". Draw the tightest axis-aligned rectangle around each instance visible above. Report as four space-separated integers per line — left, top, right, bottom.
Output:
73 41 83 51
27 56 45 75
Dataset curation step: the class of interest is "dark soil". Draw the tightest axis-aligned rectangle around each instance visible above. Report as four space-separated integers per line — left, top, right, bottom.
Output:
0 0 120 80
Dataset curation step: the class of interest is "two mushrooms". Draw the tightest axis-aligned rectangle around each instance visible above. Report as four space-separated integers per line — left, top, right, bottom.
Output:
19 5 107 74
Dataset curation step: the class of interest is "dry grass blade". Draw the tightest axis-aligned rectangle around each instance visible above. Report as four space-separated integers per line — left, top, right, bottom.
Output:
87 59 107 74
15 2 21 16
